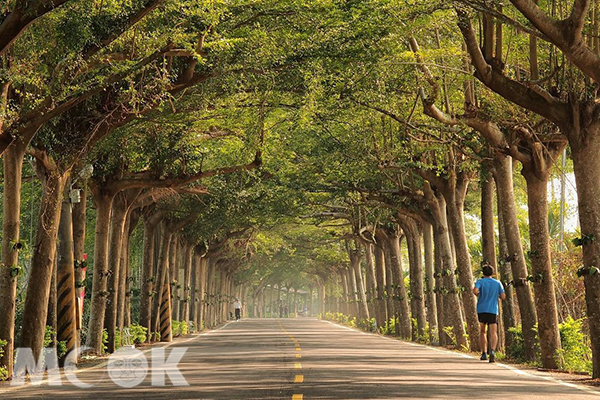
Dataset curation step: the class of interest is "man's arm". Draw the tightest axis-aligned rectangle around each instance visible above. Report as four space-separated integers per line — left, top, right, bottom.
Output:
500 292 506 300
473 287 479 296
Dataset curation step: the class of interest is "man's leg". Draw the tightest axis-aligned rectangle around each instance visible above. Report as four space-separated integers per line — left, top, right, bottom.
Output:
479 322 487 357
489 322 498 351
488 322 498 362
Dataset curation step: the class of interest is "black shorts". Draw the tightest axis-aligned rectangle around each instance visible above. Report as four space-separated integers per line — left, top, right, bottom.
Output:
478 313 498 325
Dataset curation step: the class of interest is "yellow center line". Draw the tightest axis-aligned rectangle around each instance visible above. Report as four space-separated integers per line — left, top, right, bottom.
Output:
294 374 304 383
292 395 303 400
294 362 302 369
296 354 302 358
295 347 301 351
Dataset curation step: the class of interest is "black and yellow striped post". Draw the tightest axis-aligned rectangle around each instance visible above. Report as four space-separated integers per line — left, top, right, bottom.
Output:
57 188 78 363
159 266 173 342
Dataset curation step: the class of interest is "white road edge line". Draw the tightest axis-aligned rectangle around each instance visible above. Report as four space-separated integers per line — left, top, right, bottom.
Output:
0 320 235 394
320 319 600 396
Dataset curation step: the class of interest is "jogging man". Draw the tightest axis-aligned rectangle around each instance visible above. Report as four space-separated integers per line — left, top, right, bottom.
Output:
233 299 242 321
473 264 506 363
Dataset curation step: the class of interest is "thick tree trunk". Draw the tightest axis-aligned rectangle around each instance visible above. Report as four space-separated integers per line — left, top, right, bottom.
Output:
169 236 180 322
432 193 467 349
72 183 87 340
493 154 538 361
481 172 497 268
86 187 116 354
340 270 349 316
386 234 411 338
402 219 426 340
422 222 438 344
119 209 139 329
348 268 359 318
373 244 388 330
140 210 162 339
20 166 68 363
433 228 447 346
570 128 600 378
383 242 395 334
196 255 206 330
182 244 193 324
444 187 479 352
204 260 215 327
104 196 128 353
522 168 561 369
497 208 516 350
56 185 78 364
0 144 25 376
364 244 377 318
351 250 370 321
46 259 58 348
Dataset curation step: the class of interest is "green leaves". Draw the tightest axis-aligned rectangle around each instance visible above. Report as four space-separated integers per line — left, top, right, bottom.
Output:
572 234 595 247
577 266 599 278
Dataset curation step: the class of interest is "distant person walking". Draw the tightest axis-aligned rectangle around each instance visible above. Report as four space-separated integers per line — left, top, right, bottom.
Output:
233 299 242 321
474 265 506 363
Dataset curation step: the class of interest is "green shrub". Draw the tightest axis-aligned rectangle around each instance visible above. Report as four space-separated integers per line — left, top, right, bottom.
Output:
44 326 67 359
180 321 189 336
172 320 181 336
0 339 8 381
507 319 591 374
381 317 397 335
129 324 148 344
102 328 108 354
557 317 593 374
172 320 189 337
506 324 540 363
115 329 122 350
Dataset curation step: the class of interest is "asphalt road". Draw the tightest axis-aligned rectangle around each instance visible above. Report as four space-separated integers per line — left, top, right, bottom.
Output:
2 318 599 399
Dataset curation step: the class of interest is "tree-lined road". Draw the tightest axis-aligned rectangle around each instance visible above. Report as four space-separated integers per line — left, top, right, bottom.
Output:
2 318 599 399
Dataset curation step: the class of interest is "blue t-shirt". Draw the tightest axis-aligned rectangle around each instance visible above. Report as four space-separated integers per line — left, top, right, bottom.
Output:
475 277 505 315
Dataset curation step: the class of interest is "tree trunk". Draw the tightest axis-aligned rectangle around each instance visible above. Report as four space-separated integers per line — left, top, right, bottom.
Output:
570 128 600 378
46 258 58 348
119 209 139 329
20 165 68 363
481 172 497 268
497 197 516 350
432 192 467 349
182 244 194 324
364 243 377 319
402 219 426 340
386 233 411 338
204 260 215 327
340 270 349 316
423 222 438 344
72 183 87 341
86 188 116 354
168 236 179 323
444 184 479 352
433 227 447 346
104 195 128 354
493 154 538 361
140 210 161 339
351 249 370 321
522 167 561 369
0 144 26 376
196 255 207 330
373 244 387 330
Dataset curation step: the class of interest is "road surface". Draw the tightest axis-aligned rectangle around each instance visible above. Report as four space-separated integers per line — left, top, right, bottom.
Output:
2 318 599 399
